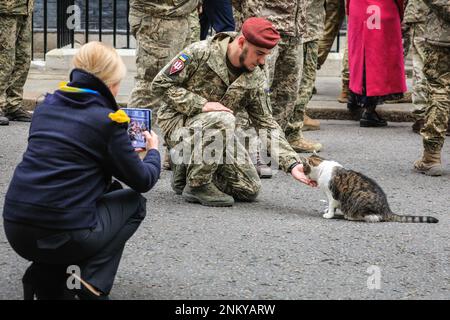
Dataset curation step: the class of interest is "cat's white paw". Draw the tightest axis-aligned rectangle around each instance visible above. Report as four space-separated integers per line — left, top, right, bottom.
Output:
323 213 334 219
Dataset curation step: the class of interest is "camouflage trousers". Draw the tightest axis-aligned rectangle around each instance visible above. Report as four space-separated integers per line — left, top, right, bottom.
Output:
421 44 450 154
317 0 345 69
408 23 428 120
0 14 32 114
161 111 261 201
341 39 349 89
295 40 320 125
187 10 201 45
237 35 304 141
128 13 190 111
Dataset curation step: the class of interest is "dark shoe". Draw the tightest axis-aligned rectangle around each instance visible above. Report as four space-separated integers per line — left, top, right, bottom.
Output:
171 164 187 195
360 110 388 127
182 183 234 207
447 121 450 137
312 86 317 95
347 102 363 121
0 110 9 125
6 107 32 122
22 263 73 300
412 119 424 134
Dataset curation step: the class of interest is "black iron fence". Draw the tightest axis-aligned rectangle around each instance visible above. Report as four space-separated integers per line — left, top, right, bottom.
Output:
32 1 344 60
32 0 132 60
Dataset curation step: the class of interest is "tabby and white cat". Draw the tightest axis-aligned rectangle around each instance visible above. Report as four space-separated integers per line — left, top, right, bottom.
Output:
302 155 439 223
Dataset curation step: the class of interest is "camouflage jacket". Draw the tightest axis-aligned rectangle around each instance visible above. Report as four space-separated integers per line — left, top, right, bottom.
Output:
423 0 450 46
233 0 304 38
404 0 429 24
0 0 33 16
130 0 199 18
300 0 326 43
153 32 302 172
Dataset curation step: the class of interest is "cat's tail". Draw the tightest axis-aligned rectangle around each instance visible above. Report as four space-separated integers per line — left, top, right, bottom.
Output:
387 213 439 223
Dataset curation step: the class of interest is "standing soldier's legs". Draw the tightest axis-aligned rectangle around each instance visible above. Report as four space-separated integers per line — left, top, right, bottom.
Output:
5 13 32 121
410 24 428 133
317 0 345 69
187 10 201 45
414 44 450 176
128 14 189 111
294 40 322 134
0 15 18 125
339 39 350 103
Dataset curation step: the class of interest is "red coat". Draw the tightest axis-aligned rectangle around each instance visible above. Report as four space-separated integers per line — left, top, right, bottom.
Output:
346 0 407 97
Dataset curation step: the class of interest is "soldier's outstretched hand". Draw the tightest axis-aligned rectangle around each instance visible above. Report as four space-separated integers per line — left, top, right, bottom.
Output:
202 102 234 114
291 164 318 188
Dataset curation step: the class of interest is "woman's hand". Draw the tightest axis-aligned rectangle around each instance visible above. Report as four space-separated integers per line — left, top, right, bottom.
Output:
291 164 318 188
143 130 159 151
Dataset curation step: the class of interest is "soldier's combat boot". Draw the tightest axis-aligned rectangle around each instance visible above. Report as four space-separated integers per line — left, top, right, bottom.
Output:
182 183 234 207
414 151 443 176
288 136 323 153
303 115 320 131
0 110 9 126
6 107 32 122
256 153 272 179
385 92 412 104
171 164 186 195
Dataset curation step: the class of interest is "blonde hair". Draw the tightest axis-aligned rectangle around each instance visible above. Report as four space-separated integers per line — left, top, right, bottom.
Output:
72 41 127 87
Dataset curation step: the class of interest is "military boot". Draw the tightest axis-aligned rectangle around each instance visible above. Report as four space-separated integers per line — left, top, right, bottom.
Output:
171 164 187 195
0 110 9 126
303 115 320 131
414 150 443 176
6 107 32 122
288 136 323 153
182 183 234 207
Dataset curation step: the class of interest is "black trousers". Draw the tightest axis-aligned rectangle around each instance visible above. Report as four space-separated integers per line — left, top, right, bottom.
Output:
200 0 235 40
4 188 147 295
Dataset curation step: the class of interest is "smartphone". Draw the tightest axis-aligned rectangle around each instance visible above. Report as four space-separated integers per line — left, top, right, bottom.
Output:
122 108 152 149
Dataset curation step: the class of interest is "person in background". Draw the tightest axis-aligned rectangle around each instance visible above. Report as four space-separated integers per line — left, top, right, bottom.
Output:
3 42 161 300
346 0 407 127
0 0 35 126
413 0 450 176
200 0 235 40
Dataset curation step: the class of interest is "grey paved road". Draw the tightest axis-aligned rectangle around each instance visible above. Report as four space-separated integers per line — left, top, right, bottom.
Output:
1 120 449 300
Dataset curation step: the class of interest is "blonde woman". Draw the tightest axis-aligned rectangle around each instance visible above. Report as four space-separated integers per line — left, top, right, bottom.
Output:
3 42 160 300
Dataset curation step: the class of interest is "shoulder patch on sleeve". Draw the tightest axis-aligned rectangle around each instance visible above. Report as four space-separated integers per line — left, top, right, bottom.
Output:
169 53 191 75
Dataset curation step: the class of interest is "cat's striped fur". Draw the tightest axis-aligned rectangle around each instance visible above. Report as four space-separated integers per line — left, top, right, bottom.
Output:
303 155 438 223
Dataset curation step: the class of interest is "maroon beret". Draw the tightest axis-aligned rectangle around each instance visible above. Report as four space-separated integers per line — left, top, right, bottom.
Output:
241 17 281 49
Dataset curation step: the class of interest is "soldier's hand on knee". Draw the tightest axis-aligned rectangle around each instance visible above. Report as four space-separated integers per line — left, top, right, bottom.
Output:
202 102 234 114
291 164 318 188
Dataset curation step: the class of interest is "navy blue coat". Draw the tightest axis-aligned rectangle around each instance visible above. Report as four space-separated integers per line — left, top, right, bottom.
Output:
3 69 161 230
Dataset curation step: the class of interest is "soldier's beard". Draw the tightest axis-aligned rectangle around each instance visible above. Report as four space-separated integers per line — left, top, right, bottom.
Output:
239 47 253 72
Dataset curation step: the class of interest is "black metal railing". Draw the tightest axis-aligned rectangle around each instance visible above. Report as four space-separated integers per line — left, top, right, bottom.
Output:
32 1 345 60
32 0 132 60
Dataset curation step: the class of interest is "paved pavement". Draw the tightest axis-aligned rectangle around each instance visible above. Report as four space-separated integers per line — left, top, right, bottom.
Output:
22 65 415 122
1 119 449 300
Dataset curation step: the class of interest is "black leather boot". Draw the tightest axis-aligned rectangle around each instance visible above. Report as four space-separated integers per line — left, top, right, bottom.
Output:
360 104 387 127
22 263 75 300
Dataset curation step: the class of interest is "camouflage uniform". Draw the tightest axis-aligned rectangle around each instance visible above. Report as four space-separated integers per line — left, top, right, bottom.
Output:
153 33 304 199
317 0 345 69
0 0 34 115
420 0 450 154
187 10 201 45
296 0 326 121
233 0 306 140
128 0 199 111
403 0 429 121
